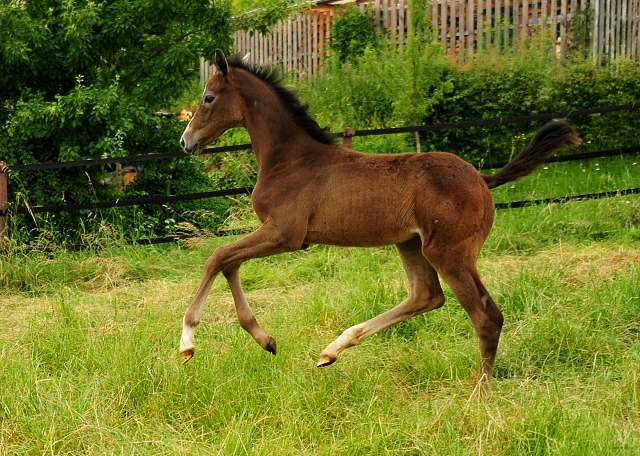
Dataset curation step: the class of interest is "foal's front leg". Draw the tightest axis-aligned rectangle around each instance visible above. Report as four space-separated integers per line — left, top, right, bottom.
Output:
223 265 277 354
180 223 302 363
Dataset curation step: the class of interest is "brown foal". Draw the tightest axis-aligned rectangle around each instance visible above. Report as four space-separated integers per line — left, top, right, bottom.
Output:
179 50 580 391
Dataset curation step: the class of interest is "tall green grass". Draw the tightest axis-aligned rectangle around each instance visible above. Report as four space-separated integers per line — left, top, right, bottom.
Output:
2 238 639 453
2 156 640 454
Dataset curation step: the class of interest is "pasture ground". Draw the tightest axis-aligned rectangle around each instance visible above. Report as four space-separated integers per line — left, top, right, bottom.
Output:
1 157 640 455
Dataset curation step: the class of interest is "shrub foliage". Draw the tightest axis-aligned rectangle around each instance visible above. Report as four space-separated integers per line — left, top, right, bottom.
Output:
328 4 379 63
0 0 294 246
303 46 640 164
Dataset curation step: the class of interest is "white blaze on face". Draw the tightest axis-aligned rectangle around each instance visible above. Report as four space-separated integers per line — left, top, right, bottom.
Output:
182 117 193 137
180 122 201 154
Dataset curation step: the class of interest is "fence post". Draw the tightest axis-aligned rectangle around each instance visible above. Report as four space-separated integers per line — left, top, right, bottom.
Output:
0 161 8 252
342 128 355 149
115 163 123 191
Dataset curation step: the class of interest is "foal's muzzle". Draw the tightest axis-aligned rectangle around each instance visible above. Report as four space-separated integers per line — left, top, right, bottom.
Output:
180 128 203 155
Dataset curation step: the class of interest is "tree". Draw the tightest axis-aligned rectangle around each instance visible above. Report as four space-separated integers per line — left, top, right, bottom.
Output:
329 4 378 64
232 0 287 13
1 0 296 160
0 0 295 243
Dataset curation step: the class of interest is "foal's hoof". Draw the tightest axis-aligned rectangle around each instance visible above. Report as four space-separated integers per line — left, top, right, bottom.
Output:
316 354 337 367
265 336 277 355
181 347 195 364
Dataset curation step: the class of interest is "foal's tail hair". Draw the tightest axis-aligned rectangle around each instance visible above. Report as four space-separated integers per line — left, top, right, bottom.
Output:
482 121 581 189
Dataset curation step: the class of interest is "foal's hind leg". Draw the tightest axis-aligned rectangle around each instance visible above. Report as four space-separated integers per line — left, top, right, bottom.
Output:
180 223 302 363
425 242 504 394
317 236 445 366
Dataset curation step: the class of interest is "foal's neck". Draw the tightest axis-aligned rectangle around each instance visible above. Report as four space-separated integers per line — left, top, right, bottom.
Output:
236 72 319 172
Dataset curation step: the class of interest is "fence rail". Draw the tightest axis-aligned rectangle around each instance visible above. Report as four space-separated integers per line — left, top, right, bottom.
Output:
6 102 639 173
1 101 640 250
3 144 639 217
201 0 640 83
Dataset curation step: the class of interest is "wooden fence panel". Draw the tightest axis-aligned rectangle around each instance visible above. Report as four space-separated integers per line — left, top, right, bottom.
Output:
450 0 456 56
399 0 406 48
467 0 474 55
560 0 568 59
201 0 640 84
391 0 397 44
485 0 492 52
512 0 519 52
620 0 630 57
459 0 465 61
633 0 638 57
477 0 483 52
522 0 528 46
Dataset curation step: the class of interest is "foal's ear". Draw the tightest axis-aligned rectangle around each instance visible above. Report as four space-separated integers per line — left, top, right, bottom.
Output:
214 49 228 77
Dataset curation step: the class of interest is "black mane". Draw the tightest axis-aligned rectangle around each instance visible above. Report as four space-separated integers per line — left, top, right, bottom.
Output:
226 54 338 146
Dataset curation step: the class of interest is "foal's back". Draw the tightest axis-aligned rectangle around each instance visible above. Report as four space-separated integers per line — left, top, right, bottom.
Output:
281 145 494 250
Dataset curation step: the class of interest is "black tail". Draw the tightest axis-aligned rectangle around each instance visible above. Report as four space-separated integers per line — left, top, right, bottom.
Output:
482 121 581 189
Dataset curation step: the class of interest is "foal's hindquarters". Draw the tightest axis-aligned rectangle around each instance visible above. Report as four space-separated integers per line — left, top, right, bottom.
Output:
314 153 502 392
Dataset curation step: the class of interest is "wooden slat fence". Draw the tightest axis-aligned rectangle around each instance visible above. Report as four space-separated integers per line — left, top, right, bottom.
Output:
234 8 336 82
201 0 640 84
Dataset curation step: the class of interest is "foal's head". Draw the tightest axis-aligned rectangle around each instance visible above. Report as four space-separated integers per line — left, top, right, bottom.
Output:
180 50 337 155
180 50 247 155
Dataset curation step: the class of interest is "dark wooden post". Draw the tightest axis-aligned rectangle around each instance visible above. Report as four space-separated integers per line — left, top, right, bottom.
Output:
342 128 356 149
0 162 8 252
115 162 123 191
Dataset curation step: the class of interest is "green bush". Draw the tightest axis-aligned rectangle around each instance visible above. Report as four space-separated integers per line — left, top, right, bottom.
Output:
123 157 230 233
328 5 379 64
0 0 296 247
0 80 226 245
301 45 640 163
203 129 258 190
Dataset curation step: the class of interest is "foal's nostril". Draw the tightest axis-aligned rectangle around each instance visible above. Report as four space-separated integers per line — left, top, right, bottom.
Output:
180 138 186 150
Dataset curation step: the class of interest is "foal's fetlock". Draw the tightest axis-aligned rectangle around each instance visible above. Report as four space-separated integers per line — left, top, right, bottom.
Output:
317 323 363 367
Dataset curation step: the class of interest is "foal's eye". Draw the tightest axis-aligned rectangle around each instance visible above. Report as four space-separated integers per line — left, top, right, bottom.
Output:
204 95 216 104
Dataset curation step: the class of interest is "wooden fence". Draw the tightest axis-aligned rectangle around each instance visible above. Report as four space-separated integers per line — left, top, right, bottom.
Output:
201 0 640 84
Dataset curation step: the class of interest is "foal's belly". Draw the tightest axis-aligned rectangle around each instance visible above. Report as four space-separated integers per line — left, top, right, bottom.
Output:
302 188 420 247
303 225 420 248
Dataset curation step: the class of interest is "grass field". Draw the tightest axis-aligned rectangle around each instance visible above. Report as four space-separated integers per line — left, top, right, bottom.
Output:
1 156 640 455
